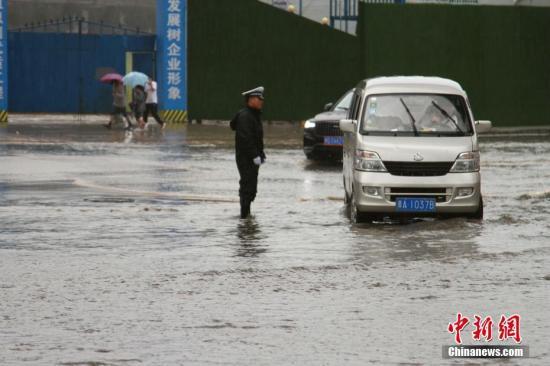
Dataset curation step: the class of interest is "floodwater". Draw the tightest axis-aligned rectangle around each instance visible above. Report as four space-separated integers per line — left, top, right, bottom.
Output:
0 118 549 365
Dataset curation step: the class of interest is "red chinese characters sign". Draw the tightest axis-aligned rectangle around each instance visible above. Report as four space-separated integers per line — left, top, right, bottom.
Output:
448 313 522 344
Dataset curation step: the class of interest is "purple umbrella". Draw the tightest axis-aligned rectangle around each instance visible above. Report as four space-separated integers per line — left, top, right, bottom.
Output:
100 73 123 84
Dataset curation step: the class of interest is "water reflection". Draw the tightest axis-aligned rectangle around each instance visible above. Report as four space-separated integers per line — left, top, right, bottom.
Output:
302 160 342 172
348 218 483 263
234 218 267 257
1 121 170 146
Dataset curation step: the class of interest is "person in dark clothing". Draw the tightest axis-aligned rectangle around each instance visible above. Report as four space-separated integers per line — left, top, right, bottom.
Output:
230 86 266 219
131 85 147 129
104 80 133 130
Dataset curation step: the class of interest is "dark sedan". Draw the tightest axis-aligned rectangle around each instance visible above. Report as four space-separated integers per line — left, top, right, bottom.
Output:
303 90 353 160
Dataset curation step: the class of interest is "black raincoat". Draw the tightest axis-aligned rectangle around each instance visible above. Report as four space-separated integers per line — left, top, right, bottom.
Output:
230 106 266 203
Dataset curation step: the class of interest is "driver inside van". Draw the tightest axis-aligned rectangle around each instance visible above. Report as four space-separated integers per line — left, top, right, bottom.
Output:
418 105 456 132
365 115 406 131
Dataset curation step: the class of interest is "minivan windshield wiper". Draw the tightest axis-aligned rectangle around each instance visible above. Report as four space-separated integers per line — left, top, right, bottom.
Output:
400 98 418 136
431 101 464 135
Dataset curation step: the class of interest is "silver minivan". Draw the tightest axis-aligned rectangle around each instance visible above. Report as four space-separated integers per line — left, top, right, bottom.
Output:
340 76 492 223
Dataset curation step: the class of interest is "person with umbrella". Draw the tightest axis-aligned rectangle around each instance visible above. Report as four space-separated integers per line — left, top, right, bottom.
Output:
132 85 147 129
100 73 133 130
123 72 149 129
230 86 266 219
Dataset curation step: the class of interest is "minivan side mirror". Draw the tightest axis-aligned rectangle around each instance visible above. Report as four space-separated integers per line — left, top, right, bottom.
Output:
340 119 357 133
475 120 492 134
323 102 334 112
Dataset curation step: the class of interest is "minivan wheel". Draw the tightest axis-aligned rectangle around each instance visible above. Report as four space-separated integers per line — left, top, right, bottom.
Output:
467 195 484 220
350 187 368 224
344 192 350 204
343 178 350 204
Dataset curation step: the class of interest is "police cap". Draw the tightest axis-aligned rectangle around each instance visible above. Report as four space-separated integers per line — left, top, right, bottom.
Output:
242 86 265 100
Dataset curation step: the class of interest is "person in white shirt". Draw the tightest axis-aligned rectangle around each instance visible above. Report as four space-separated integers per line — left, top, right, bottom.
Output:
144 77 166 129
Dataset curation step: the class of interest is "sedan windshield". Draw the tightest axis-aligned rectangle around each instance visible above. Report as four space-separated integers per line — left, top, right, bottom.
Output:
333 90 353 112
360 94 473 136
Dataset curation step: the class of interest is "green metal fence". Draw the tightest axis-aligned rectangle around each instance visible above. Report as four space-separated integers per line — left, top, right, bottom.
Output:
188 0 361 121
358 3 550 127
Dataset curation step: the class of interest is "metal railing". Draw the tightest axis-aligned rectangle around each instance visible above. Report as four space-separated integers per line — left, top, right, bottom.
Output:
330 0 405 32
10 17 153 35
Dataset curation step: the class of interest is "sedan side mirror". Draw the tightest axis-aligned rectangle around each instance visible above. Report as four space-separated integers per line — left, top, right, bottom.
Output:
475 120 492 134
323 102 333 112
339 119 357 133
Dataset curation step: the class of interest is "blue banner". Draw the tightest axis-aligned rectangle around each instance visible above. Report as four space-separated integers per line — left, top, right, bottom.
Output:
0 0 8 121
156 0 187 122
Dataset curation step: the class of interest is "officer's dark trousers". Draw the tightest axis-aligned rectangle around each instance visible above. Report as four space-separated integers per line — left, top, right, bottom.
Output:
236 156 259 215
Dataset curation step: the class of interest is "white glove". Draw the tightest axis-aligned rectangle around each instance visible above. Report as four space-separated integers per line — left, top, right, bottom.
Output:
253 156 262 166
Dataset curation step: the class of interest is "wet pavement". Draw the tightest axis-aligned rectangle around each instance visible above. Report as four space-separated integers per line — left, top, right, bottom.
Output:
1 118 549 365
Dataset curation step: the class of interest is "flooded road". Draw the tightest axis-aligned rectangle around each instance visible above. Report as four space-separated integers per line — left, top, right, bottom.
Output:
1 119 549 365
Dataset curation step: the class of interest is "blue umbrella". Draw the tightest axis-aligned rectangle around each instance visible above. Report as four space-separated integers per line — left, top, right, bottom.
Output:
122 71 149 88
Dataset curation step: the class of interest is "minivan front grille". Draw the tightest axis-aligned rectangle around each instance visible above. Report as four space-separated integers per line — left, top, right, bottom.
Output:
385 187 451 203
315 122 342 136
383 161 453 176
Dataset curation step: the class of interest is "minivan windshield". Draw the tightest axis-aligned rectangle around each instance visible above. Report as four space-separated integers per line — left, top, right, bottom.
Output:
360 94 473 136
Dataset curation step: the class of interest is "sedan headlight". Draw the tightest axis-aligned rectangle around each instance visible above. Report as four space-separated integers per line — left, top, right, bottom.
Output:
450 151 480 173
304 120 316 129
354 150 387 172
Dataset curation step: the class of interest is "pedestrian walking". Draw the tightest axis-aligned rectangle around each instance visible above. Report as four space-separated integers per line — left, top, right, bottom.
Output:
131 85 147 129
144 77 166 129
230 86 266 219
104 80 133 130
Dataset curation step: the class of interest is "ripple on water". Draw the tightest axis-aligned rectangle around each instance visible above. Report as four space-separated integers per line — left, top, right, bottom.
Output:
83 197 136 203
487 213 528 225
517 190 550 200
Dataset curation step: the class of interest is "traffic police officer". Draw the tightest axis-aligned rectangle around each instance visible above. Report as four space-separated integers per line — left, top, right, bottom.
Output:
230 86 266 218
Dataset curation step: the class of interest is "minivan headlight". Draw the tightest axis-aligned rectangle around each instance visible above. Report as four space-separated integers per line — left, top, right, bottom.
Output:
450 151 480 173
304 120 316 129
354 150 387 172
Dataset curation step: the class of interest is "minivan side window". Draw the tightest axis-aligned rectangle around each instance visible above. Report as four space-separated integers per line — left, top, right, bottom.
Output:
348 90 362 120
